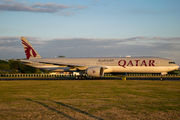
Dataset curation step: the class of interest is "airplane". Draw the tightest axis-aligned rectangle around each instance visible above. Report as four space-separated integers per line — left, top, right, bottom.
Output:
20 37 179 80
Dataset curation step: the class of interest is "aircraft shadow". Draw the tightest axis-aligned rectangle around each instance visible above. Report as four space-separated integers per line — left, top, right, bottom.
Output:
51 100 103 120
25 98 75 120
25 98 103 120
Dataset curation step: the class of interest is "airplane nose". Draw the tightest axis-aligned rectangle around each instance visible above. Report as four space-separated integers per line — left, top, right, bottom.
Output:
175 65 179 70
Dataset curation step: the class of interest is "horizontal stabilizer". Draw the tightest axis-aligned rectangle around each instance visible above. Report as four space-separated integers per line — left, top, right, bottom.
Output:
20 60 33 64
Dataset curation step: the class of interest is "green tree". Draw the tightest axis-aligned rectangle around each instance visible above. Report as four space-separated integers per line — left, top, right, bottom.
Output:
0 64 10 70
0 60 9 64
0 60 10 70
20 65 38 73
9 61 20 70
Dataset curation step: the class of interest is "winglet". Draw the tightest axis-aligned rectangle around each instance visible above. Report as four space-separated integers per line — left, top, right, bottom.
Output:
21 37 41 59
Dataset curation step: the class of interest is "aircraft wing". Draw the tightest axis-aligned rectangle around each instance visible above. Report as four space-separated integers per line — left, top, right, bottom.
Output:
30 60 109 70
39 61 108 68
20 59 109 71
38 61 88 68
20 60 81 67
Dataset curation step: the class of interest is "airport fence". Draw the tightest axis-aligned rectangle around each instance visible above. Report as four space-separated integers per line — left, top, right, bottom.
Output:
104 74 179 77
126 74 179 77
0 74 73 78
0 73 179 77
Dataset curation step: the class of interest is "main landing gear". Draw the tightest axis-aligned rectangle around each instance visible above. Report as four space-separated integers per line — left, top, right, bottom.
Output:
75 76 99 80
76 76 87 80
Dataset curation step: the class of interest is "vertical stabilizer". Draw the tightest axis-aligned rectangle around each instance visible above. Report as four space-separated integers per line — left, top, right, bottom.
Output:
21 37 41 59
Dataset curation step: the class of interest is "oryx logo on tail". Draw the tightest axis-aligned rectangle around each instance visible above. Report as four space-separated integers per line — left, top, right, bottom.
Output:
21 39 37 59
21 37 41 59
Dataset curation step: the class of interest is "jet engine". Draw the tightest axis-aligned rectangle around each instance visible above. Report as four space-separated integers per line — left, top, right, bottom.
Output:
86 66 104 77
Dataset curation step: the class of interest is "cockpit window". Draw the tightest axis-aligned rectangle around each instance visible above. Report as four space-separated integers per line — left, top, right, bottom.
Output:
169 62 175 64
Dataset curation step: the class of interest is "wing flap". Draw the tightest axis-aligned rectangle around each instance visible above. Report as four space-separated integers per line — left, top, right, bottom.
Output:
38 61 88 68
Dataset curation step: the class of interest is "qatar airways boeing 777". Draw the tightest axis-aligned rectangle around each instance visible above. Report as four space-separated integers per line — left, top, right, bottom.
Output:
20 37 179 80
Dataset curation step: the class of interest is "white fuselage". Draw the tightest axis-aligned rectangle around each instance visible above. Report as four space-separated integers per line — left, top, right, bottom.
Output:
24 57 179 74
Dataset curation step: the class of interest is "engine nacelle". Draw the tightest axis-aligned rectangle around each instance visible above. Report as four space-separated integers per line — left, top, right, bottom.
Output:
86 67 104 77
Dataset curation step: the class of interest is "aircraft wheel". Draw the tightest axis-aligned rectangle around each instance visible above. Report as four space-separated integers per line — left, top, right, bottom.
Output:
160 77 164 81
82 76 87 80
76 76 87 80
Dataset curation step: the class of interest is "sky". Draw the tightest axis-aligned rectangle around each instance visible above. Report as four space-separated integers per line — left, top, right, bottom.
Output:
0 0 180 66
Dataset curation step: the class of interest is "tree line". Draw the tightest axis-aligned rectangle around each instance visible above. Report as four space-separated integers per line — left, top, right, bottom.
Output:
0 59 49 74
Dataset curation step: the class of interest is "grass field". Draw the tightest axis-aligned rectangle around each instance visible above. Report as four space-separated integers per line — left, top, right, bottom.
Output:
0 80 180 120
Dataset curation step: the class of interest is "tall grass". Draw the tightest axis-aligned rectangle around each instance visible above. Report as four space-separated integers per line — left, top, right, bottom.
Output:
0 80 179 119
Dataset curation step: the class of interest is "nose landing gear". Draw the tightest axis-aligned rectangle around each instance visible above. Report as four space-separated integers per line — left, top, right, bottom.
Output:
160 72 167 81
160 76 164 81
